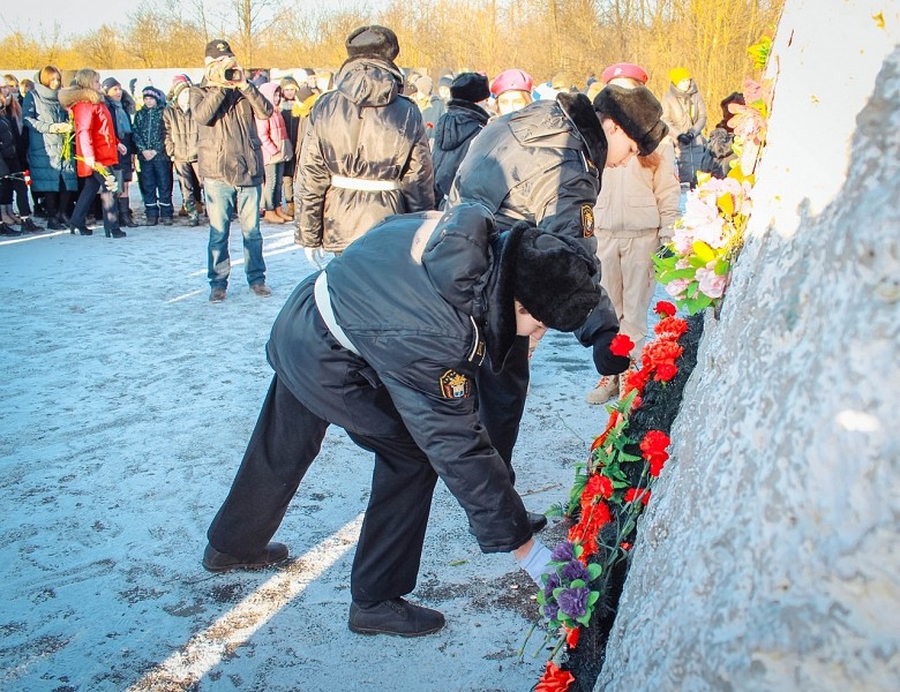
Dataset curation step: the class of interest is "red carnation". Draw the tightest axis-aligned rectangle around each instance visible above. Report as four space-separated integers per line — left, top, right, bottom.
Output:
610 333 635 357
655 300 677 317
584 473 614 501
565 625 581 648
654 315 689 340
624 487 651 505
621 367 650 397
655 362 678 382
536 661 575 692
639 430 671 477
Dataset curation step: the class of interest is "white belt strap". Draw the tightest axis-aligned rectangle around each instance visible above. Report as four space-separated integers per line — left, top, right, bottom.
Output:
331 175 400 192
313 272 360 356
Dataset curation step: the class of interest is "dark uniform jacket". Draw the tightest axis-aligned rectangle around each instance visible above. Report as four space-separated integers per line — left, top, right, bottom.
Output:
431 99 490 208
446 92 630 376
294 57 434 253
133 102 169 161
190 83 273 187
447 92 607 249
267 204 571 553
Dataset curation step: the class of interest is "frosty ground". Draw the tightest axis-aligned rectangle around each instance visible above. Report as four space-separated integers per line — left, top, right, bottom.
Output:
0 217 613 691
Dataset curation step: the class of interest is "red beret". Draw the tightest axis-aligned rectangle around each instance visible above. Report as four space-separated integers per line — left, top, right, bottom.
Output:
601 63 649 85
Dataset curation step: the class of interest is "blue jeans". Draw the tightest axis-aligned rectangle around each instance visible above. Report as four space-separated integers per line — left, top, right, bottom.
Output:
262 162 284 211
138 157 174 219
205 179 266 290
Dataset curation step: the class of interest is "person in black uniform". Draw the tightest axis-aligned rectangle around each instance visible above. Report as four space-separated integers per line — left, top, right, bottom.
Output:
446 84 668 519
202 203 623 636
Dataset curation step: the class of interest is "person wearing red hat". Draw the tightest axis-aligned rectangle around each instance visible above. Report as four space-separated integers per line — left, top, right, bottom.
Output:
490 68 534 116
586 64 681 404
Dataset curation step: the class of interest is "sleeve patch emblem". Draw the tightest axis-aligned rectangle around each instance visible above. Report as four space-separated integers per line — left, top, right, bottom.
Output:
581 204 595 238
439 370 471 399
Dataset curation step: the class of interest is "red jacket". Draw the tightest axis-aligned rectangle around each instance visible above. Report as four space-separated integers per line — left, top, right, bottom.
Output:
59 86 119 177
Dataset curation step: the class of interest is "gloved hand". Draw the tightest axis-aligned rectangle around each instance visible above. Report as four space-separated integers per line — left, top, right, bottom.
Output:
516 538 553 586
677 132 693 145
305 246 327 270
592 331 632 376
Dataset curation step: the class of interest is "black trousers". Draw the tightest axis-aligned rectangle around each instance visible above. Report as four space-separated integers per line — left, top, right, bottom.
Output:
207 375 437 604
475 335 531 483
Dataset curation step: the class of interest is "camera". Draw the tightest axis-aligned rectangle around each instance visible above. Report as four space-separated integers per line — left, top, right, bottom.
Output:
224 68 243 82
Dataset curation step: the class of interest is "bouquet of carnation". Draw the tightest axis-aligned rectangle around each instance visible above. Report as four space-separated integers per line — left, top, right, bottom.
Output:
653 173 752 314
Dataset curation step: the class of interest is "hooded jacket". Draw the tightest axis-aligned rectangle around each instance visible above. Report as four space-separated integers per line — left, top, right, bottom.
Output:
269 204 542 551
431 99 490 207
190 81 273 187
133 97 169 161
447 91 606 250
661 80 707 144
22 78 78 192
255 82 290 165
58 86 120 177
294 57 434 253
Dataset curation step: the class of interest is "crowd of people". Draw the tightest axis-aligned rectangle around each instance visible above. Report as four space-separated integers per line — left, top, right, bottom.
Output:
3 25 744 640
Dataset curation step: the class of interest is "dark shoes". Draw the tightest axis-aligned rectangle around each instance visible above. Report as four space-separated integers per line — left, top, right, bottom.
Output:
0 222 23 236
527 511 548 533
250 283 272 298
209 287 227 303
349 598 445 637
69 224 92 236
21 217 43 233
161 217 173 226
106 228 127 239
47 218 67 231
202 541 289 573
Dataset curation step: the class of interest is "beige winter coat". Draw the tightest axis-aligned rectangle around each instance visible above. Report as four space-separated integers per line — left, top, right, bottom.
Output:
594 141 681 243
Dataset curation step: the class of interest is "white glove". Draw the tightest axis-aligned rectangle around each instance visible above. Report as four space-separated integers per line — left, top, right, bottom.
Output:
305 246 327 269
516 538 553 586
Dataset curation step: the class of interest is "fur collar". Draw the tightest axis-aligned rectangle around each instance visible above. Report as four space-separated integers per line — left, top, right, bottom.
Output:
58 86 104 109
556 91 607 169
481 228 523 373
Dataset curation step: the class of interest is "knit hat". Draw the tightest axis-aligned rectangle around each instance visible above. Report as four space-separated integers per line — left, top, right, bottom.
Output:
280 76 300 91
205 39 235 62
345 25 400 62
551 72 572 91
171 81 190 101
593 84 668 157
669 67 691 85
171 74 192 88
601 62 649 85
142 86 162 101
510 223 599 332
450 72 490 103
101 77 121 93
414 76 433 96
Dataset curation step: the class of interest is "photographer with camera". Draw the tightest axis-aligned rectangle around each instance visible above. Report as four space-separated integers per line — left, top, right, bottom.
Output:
191 39 274 303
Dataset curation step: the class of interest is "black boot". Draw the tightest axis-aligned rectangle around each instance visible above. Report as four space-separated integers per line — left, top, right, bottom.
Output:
20 217 43 233
118 198 138 228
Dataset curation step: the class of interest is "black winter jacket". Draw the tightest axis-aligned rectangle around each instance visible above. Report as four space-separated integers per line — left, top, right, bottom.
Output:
268 205 569 552
431 99 490 207
190 83 273 187
294 57 434 253
448 92 607 248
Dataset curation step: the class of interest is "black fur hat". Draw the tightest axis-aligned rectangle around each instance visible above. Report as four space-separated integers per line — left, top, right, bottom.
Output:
450 72 490 103
509 223 599 332
593 84 668 156
345 25 400 62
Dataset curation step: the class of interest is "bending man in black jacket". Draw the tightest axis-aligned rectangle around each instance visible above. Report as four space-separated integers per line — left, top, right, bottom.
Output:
446 84 669 511
202 204 623 636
